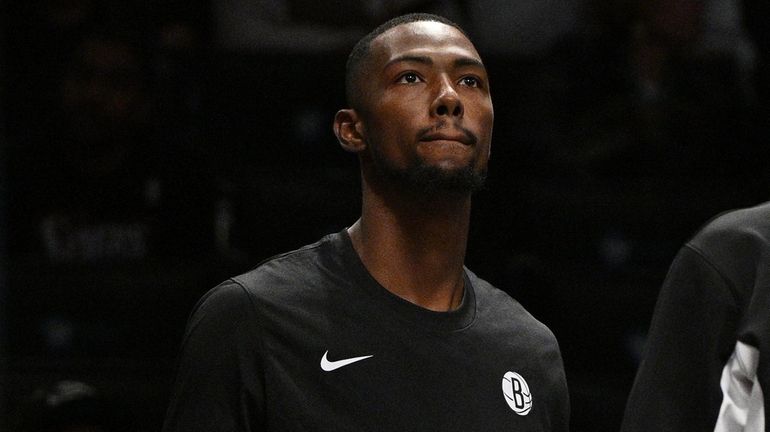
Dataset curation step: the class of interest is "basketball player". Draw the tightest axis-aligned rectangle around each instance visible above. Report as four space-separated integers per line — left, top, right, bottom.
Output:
621 201 770 431
163 13 569 431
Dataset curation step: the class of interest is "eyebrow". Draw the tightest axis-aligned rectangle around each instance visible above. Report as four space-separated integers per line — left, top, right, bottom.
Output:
384 55 485 70
453 57 485 69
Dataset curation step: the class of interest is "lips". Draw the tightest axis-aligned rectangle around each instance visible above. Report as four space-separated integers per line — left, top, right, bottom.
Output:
419 130 477 146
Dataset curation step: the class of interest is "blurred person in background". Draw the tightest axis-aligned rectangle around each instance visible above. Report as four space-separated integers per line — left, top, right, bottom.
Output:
13 379 133 432
6 20 216 363
529 0 762 261
4 2 218 428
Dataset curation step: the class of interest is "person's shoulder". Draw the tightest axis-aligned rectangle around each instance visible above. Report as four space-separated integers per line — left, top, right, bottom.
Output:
682 201 770 291
698 201 770 233
467 268 530 316
181 279 257 343
230 231 342 299
467 269 557 342
689 201 770 257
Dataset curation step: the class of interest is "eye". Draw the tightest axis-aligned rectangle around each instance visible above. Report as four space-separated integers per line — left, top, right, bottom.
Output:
460 76 481 88
397 72 423 84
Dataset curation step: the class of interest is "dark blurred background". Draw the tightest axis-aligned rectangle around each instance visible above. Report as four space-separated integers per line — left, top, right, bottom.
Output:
2 0 769 430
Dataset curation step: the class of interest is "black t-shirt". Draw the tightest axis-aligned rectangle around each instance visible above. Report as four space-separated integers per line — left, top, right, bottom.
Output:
164 230 570 431
621 201 770 431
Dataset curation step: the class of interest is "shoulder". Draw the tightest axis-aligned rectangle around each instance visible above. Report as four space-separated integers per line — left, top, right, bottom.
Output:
184 280 256 336
183 232 342 348
467 269 559 347
685 201 770 286
231 232 341 299
691 201 770 251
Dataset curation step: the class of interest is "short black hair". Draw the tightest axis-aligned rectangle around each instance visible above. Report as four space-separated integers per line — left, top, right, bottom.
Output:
344 13 469 110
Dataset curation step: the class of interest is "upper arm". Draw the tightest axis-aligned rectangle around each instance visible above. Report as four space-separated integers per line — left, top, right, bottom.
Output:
163 280 266 432
621 246 740 431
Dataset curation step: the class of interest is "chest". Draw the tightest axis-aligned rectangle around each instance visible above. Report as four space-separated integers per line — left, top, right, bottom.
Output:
256 306 560 431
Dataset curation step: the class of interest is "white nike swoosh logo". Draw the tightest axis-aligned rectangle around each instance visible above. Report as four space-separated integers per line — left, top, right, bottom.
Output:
320 350 373 371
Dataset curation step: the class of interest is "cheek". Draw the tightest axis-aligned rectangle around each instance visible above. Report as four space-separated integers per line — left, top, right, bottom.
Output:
361 114 407 165
482 109 494 135
473 102 494 139
380 89 429 118
476 103 494 160
467 93 493 117
366 102 416 141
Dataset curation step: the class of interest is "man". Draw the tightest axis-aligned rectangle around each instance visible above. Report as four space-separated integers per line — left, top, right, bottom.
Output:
621 201 770 431
163 13 569 431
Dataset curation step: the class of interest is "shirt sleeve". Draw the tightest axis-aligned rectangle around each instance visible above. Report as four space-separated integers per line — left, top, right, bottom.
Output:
163 280 266 432
549 339 571 432
620 245 740 432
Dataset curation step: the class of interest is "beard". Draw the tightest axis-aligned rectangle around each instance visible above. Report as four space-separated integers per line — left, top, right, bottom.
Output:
371 147 487 195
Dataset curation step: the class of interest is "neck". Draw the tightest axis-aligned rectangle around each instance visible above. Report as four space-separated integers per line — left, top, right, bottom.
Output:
349 177 471 312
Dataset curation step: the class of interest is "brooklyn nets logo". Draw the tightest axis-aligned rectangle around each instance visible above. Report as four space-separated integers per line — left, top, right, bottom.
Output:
502 371 533 415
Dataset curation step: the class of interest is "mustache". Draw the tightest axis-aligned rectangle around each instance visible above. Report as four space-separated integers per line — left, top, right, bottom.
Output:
417 122 478 146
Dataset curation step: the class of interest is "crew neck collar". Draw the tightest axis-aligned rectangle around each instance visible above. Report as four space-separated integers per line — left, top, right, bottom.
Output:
330 228 477 333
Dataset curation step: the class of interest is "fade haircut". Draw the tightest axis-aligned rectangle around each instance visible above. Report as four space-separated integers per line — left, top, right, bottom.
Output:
344 13 470 111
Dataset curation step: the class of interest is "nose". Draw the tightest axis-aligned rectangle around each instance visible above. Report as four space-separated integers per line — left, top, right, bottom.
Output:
430 76 463 118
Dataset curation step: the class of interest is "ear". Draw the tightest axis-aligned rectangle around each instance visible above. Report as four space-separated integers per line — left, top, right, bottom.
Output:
333 109 366 153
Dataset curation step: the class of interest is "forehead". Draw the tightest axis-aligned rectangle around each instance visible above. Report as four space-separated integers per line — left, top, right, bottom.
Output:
369 21 482 67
